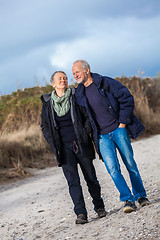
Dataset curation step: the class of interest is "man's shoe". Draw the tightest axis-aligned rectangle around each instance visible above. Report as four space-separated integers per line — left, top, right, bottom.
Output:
75 214 88 224
138 197 150 207
123 201 137 213
97 208 107 218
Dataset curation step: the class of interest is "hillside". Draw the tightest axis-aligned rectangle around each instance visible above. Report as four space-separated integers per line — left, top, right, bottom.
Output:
0 76 160 135
0 85 53 133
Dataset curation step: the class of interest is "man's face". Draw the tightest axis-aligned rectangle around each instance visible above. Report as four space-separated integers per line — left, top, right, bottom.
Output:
72 62 88 84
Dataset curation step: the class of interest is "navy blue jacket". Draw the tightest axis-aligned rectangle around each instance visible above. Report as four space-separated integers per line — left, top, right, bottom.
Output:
41 87 95 166
75 73 145 157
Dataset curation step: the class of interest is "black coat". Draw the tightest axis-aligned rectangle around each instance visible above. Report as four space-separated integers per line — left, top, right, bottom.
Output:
41 87 95 166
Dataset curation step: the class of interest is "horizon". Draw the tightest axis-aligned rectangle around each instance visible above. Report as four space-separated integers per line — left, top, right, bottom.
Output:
1 74 160 97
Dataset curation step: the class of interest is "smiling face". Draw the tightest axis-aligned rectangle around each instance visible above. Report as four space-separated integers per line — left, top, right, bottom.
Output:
51 72 68 91
72 61 89 84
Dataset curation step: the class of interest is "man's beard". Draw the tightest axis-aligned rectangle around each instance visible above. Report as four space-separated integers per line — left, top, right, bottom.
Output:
79 75 87 84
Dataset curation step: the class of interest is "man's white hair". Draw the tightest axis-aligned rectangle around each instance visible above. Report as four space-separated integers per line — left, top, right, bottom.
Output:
73 60 90 72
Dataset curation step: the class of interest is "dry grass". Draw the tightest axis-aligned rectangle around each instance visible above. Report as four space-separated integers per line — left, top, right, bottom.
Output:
117 76 160 137
0 125 56 182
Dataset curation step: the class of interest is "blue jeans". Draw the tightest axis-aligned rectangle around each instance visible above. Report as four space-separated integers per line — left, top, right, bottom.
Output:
99 127 146 202
62 142 104 217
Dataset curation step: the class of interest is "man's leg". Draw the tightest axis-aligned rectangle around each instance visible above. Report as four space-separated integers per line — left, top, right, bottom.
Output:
99 133 135 202
113 127 147 200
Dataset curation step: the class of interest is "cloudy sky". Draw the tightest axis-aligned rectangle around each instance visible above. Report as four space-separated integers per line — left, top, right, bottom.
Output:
0 0 160 95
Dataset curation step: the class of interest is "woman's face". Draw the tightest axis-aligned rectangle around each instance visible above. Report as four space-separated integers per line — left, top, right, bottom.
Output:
52 72 68 91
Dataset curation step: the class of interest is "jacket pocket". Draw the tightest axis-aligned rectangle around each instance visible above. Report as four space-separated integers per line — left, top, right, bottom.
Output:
127 114 145 139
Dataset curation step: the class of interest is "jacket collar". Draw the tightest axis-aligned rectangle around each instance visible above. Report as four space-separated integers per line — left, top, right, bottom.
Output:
90 72 103 89
41 87 76 103
41 93 51 102
76 72 103 97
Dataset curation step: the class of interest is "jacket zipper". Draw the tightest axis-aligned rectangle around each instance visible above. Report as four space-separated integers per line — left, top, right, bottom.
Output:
98 88 118 120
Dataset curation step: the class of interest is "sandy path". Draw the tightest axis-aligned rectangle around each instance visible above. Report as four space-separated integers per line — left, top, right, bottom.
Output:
0 135 160 240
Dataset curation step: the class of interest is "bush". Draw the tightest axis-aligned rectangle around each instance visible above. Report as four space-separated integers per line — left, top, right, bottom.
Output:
0 125 56 169
115 76 160 137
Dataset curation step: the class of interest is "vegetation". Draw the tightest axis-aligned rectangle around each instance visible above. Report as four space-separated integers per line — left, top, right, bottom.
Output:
0 77 160 182
0 85 53 132
115 76 160 136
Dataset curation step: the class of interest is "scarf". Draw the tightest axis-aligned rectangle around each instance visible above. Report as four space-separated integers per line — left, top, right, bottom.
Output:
51 88 71 117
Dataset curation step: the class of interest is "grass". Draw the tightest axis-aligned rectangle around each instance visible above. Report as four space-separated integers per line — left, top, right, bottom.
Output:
0 125 56 183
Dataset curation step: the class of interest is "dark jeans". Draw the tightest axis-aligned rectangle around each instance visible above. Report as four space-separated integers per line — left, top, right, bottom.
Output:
61 142 104 217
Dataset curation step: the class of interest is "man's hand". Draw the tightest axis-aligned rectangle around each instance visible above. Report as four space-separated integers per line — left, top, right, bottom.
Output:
119 123 126 128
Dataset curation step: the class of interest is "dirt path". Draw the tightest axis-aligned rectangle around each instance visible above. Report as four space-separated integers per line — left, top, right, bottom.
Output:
0 135 160 240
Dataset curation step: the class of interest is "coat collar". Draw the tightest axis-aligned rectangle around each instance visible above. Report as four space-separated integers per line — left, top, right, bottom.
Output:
41 93 51 102
91 72 103 89
76 72 103 98
41 87 76 103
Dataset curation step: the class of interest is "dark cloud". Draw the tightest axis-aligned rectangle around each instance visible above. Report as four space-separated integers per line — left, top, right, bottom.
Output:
0 0 160 94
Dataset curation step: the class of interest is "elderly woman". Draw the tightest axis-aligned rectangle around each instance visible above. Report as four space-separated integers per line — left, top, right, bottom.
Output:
41 71 106 224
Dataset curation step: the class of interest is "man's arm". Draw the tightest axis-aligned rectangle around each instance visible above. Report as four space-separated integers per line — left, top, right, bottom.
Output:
106 77 134 125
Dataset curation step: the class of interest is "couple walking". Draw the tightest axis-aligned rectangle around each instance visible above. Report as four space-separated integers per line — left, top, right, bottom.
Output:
41 60 149 224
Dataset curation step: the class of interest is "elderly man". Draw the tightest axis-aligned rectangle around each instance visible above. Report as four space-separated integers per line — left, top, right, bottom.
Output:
72 60 149 213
